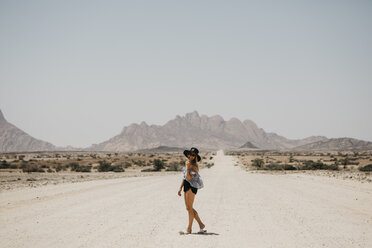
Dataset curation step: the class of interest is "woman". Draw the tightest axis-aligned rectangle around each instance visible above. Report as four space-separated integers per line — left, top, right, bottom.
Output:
178 147 206 234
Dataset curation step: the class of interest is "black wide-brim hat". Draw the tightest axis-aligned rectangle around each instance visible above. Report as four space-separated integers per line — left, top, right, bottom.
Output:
183 147 201 162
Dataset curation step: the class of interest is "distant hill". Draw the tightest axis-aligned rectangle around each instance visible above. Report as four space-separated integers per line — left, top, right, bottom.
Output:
292 138 372 151
87 111 328 152
0 109 57 152
239 141 259 149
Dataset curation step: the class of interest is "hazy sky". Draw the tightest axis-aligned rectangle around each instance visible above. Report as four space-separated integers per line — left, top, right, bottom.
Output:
1 0 371 147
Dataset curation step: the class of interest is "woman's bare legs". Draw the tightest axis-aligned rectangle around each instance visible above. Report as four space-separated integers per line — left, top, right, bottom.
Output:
184 189 205 233
193 209 205 229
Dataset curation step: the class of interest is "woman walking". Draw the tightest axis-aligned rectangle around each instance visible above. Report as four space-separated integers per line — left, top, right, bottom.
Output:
178 147 206 234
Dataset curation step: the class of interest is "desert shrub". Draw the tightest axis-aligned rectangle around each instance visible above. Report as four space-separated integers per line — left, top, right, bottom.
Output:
111 164 124 172
258 163 296 171
325 164 339 170
260 163 282 170
359 164 372 172
0 160 9 169
47 168 54 173
9 163 18 169
97 160 124 172
55 163 67 172
300 160 338 170
251 158 264 168
166 161 183 171
116 161 131 168
133 160 145 166
153 159 165 171
283 164 296 170
22 163 44 173
206 163 214 168
75 165 92 172
97 160 112 172
123 162 131 168
67 162 80 171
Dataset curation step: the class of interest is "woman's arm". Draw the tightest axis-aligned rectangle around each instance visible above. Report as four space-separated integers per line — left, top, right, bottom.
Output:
178 180 184 196
186 162 194 181
191 165 199 172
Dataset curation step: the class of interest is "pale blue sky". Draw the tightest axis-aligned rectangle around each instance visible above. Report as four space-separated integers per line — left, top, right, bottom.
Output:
1 0 371 147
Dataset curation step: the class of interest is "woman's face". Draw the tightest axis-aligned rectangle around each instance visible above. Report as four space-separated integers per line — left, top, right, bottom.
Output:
188 153 196 160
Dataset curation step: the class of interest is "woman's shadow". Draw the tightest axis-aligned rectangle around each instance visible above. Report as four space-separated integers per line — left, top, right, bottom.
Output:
194 231 219 236
180 231 219 236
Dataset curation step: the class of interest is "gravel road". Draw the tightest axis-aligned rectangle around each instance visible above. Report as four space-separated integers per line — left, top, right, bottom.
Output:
1 150 371 247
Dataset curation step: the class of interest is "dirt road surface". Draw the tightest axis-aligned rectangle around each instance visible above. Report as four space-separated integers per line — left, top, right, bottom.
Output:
1 150 371 247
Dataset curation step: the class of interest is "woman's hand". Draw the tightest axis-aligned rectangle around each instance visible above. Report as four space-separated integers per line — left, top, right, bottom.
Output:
178 181 184 196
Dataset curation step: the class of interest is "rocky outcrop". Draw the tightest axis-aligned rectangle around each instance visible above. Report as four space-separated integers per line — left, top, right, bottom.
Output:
292 138 372 151
239 142 258 149
0 110 56 152
87 111 329 152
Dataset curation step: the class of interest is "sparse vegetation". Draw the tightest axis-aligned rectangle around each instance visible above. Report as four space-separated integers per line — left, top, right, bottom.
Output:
153 159 165 171
206 163 214 168
225 150 370 172
258 163 296 170
300 160 339 170
359 164 372 172
0 150 214 183
111 164 124 172
251 158 264 168
67 162 80 171
21 162 44 173
166 161 183 171
75 165 92 172
0 160 9 169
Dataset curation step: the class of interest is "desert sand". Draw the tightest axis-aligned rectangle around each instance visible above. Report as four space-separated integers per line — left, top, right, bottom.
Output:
1 150 371 247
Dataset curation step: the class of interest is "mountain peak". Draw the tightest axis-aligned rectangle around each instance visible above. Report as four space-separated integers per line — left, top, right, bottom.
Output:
228 117 241 123
0 109 6 123
0 109 56 152
185 110 200 118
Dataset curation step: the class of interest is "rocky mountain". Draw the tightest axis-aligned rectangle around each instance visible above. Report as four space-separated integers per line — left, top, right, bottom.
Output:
292 138 372 151
2 109 370 152
87 111 328 152
239 141 258 149
0 109 57 152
